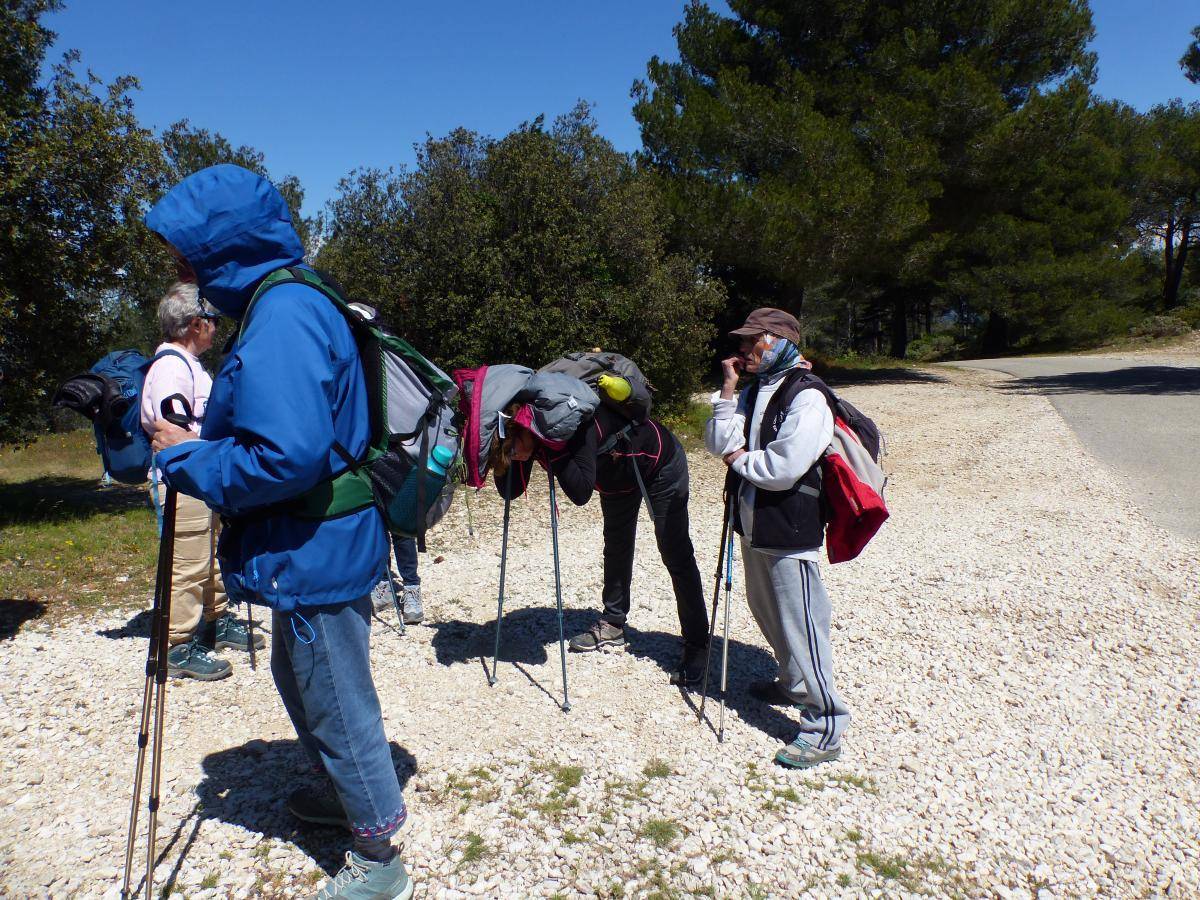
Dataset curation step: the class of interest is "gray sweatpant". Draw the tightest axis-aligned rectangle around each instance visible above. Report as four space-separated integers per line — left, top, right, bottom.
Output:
740 539 850 750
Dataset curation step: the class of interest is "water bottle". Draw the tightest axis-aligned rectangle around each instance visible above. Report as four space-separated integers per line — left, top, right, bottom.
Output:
388 444 455 534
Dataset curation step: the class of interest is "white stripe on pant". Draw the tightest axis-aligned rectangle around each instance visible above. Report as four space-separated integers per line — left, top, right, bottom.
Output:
740 539 850 750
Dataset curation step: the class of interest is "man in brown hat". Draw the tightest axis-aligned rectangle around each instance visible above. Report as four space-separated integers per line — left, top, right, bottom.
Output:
705 308 850 768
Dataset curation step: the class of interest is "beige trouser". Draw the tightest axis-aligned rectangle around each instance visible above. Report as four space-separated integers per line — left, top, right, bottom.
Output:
152 488 228 645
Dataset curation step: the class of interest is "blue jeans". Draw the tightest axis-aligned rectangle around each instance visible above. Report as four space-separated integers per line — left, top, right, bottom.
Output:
392 535 419 585
271 596 407 840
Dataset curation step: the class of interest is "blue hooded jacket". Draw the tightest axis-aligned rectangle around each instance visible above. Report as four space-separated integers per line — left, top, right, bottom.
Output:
147 165 387 610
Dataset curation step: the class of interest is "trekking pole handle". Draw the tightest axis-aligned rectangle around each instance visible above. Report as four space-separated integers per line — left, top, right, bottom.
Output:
160 394 194 429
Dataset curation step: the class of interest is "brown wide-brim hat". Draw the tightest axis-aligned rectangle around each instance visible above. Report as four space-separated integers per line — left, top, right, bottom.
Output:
729 307 802 345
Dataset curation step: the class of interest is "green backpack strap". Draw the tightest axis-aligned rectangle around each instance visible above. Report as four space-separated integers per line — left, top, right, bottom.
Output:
238 267 377 520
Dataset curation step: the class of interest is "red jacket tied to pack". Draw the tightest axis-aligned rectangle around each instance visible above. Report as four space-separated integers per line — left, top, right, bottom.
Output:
821 412 888 563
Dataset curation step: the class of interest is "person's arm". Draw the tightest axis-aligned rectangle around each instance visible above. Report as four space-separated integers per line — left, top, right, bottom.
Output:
141 354 198 437
155 286 346 510
546 425 595 506
730 390 833 490
706 354 747 457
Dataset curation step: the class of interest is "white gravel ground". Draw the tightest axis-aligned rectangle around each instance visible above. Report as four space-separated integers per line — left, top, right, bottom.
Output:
1 365 1197 899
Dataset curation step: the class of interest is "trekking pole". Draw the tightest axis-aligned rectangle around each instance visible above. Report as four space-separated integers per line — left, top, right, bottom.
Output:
547 472 571 713
384 535 406 636
120 393 191 899
717 516 736 743
698 493 732 724
120 485 174 899
488 469 514 686
245 605 258 670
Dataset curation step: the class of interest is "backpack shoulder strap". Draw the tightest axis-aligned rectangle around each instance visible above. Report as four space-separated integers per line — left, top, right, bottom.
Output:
239 266 360 340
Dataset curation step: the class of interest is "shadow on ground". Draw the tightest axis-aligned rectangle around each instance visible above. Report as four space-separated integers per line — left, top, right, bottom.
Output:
999 366 1200 396
0 598 47 639
0 476 150 528
429 607 800 742
817 366 945 387
146 738 418 896
98 608 267 641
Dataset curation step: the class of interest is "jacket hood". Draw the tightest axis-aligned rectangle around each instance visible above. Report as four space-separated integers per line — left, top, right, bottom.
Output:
144 164 304 317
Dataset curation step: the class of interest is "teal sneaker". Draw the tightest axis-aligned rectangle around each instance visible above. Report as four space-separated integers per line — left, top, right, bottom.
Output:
167 639 232 681
311 851 413 900
213 611 265 652
774 737 842 769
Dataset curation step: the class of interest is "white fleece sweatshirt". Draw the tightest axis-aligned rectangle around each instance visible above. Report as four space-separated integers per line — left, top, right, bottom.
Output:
704 367 833 560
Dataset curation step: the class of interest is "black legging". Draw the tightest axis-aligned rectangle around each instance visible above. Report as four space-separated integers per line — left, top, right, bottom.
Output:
599 442 708 648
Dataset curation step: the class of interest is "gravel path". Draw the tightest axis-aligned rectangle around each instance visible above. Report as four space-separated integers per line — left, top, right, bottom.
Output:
1 366 1197 899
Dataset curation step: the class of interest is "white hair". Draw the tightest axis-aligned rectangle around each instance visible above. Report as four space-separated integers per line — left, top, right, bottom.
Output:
157 282 216 340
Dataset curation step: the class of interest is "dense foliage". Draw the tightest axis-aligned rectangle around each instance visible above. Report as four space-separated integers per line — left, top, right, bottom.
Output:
316 106 724 407
1 1 1198 443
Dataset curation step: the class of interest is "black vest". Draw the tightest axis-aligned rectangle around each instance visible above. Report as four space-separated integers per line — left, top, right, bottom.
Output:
724 369 826 551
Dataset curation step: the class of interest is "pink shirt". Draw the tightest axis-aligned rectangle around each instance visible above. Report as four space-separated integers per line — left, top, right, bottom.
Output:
140 343 212 438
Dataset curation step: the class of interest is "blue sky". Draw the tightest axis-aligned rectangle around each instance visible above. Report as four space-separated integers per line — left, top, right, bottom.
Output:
47 1 1200 217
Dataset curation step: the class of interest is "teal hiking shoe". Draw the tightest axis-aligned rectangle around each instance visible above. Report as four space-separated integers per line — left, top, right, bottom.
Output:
288 785 350 830
213 611 265 652
774 737 842 769
311 850 413 900
167 639 232 681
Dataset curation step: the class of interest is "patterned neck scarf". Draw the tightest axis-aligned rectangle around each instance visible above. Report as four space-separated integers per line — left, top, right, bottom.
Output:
757 336 807 380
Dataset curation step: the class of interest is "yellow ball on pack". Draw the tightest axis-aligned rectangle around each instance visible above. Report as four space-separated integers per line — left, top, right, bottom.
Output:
597 373 632 402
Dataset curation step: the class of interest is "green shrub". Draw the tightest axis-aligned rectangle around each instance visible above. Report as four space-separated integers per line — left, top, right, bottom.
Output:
1130 315 1192 339
903 333 957 361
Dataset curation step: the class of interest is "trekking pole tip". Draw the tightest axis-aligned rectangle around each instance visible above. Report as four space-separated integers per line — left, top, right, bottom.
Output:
561 702 572 713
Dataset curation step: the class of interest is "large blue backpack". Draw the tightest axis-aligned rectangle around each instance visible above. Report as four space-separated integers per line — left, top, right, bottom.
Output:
53 348 191 484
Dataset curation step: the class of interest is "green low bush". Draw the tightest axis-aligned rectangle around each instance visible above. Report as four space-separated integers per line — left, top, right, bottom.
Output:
1130 315 1192 339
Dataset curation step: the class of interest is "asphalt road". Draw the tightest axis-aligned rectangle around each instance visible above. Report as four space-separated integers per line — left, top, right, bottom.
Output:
951 354 1200 542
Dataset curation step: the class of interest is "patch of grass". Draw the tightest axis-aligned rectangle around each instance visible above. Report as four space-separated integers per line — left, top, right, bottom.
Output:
843 828 863 844
218 850 232 861
836 873 852 887
856 850 950 892
746 885 768 900
562 829 585 845
253 841 272 861
804 772 879 794
305 870 324 886
774 786 800 803
199 871 219 889
1 431 158 620
456 831 490 870
639 818 681 848
549 763 583 793
657 399 711 451
642 758 672 779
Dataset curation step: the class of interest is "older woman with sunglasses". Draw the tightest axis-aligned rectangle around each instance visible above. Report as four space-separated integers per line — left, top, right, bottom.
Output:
139 281 262 681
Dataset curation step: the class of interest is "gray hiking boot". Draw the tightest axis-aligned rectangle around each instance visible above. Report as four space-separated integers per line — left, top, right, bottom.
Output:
310 850 413 900
400 584 424 624
288 784 349 830
370 577 397 613
168 638 232 681
774 737 842 769
569 620 625 652
213 611 265 652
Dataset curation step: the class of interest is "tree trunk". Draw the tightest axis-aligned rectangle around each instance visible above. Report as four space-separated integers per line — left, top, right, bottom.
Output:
925 298 933 335
982 311 1009 354
1165 220 1192 309
889 293 908 358
1164 212 1177 308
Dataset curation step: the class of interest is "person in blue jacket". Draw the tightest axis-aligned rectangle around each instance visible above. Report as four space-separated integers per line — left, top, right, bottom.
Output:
146 165 413 900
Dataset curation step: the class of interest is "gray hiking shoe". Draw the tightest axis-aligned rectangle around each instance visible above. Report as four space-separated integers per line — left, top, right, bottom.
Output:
400 584 424 624
370 578 396 613
569 620 625 652
213 611 265 652
311 850 413 900
288 785 349 830
167 639 232 681
774 737 842 769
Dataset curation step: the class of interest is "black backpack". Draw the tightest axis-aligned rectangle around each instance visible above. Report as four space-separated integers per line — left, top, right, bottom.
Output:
539 350 654 422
